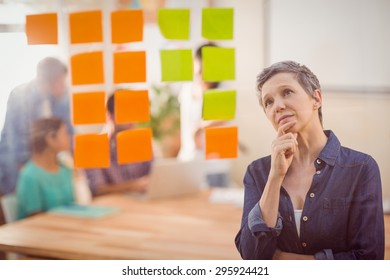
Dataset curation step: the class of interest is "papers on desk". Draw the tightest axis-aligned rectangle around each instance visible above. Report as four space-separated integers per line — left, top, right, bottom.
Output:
209 187 244 208
50 204 119 219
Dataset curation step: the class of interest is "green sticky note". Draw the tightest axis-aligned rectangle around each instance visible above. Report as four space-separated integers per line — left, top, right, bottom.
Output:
203 89 236 120
203 47 235 81
50 204 119 219
158 9 190 40
160 49 193 81
202 8 234 40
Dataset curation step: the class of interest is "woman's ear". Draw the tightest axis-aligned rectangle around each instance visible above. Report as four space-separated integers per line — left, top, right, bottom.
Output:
45 131 56 147
312 89 322 109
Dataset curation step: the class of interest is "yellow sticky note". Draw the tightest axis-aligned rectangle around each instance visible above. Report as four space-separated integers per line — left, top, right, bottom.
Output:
160 49 193 81
113 51 146 84
115 89 150 123
25 13 58 45
111 10 144 43
69 10 103 44
158 9 190 40
202 47 235 81
116 128 153 164
74 134 110 168
71 52 104 85
205 127 238 159
72 92 106 125
202 8 234 40
202 89 236 120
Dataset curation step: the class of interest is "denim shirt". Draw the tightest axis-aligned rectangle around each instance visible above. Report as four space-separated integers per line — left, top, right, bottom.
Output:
0 81 73 194
235 130 384 260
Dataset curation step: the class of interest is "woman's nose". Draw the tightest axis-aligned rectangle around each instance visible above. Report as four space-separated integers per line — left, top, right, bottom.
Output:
274 98 286 113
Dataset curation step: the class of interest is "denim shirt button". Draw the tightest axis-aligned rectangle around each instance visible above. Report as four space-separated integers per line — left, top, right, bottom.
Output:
316 170 321 175
302 216 308 222
309 192 315 198
316 159 322 165
302 242 307 247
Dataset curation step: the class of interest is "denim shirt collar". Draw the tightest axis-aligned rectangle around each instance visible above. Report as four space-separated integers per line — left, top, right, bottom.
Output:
318 130 340 166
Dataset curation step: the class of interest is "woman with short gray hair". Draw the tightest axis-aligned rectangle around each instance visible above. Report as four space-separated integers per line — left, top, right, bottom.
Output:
235 61 384 259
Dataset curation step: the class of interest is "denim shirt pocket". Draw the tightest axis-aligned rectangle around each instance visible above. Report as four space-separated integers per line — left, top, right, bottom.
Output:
319 197 350 245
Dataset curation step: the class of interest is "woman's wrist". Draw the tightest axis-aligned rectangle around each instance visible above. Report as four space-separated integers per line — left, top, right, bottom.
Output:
268 170 285 185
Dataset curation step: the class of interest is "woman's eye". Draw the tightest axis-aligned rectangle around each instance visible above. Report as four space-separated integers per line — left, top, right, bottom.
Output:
283 89 293 96
264 99 273 107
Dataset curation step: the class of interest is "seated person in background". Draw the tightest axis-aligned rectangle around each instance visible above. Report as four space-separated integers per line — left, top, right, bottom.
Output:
85 92 152 197
17 117 74 219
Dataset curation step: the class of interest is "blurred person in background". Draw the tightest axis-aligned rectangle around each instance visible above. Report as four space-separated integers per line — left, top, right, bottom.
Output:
17 117 74 219
178 42 231 187
0 57 72 199
84 92 152 197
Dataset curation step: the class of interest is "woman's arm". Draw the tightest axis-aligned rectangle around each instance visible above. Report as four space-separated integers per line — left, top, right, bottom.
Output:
235 121 298 260
332 156 384 260
273 250 314 260
260 121 298 227
93 176 149 196
16 169 44 219
235 166 282 259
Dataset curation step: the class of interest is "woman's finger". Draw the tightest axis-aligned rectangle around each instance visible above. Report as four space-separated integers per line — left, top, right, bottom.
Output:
277 120 296 137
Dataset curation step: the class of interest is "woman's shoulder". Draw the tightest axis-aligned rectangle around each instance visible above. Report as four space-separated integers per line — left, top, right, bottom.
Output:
338 145 376 167
243 156 271 187
246 155 272 176
17 161 41 187
19 161 39 175
249 155 272 168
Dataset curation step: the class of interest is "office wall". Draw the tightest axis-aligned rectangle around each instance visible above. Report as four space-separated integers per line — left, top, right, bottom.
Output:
214 0 390 204
267 0 390 91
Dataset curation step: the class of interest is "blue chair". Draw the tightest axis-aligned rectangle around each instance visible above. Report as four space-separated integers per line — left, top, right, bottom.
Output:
0 193 18 223
0 193 19 259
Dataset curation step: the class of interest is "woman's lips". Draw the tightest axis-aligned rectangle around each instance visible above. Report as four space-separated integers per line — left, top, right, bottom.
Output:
278 115 293 125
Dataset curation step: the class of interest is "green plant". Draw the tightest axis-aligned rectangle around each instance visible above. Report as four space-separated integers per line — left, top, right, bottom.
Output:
138 84 180 141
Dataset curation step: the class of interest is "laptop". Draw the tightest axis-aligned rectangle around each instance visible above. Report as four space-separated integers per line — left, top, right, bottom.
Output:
139 158 205 200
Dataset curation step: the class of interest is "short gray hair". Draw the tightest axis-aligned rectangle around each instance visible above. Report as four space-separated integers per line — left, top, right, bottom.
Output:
256 60 322 125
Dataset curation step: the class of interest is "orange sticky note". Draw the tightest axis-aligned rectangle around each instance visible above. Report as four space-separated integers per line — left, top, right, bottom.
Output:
114 51 146 84
72 92 106 125
115 89 150 123
205 127 238 159
71 52 104 85
25 13 58 45
111 10 143 43
69 10 103 44
116 128 153 164
113 51 146 83
74 134 110 168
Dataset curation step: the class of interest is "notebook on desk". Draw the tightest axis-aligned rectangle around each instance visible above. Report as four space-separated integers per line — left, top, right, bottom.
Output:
50 204 119 219
132 158 205 200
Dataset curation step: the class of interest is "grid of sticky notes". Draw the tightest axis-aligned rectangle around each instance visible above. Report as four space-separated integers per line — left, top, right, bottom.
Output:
25 6 237 161
68 9 145 86
66 10 151 168
156 8 237 159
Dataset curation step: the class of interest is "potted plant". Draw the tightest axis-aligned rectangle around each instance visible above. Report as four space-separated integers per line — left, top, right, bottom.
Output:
138 84 181 158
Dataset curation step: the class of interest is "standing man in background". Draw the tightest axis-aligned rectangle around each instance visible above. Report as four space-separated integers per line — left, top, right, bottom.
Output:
0 57 73 201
